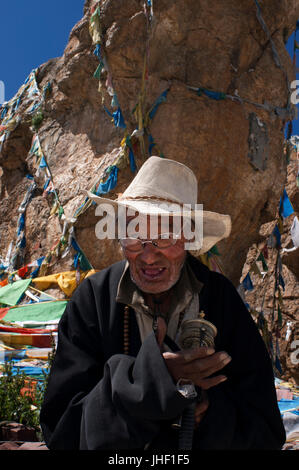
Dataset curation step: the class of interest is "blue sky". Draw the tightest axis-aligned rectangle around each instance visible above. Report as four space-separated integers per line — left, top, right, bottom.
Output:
0 2 298 135
0 1 84 101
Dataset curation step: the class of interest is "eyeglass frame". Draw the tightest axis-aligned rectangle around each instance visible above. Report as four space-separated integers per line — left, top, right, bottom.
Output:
118 221 191 252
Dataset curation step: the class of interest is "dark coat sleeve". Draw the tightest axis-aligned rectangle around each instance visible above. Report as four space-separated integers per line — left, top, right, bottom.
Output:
193 272 286 450
40 275 194 450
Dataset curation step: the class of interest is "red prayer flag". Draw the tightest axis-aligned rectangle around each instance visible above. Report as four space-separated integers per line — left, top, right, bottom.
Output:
262 244 268 259
0 307 10 320
18 266 28 278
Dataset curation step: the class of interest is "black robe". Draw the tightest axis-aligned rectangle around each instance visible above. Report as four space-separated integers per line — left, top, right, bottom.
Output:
40 254 286 450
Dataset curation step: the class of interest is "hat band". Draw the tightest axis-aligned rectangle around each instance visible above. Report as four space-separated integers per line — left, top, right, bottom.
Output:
118 195 192 209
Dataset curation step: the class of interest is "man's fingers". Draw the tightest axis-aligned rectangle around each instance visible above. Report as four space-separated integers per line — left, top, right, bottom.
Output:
199 374 227 390
162 349 231 389
182 351 231 381
182 346 215 362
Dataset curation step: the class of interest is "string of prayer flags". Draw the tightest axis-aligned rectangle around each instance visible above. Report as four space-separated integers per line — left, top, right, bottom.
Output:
279 189 294 218
254 0 280 68
89 2 102 44
93 44 105 79
9 180 37 271
29 134 65 218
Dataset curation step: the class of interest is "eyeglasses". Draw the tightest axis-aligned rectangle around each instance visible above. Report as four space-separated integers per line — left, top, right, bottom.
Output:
119 233 181 252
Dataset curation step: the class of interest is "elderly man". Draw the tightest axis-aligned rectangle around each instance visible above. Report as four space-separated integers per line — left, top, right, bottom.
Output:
40 157 285 450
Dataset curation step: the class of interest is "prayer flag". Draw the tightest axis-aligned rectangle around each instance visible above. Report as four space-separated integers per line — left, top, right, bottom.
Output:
148 89 169 121
257 252 268 271
18 266 29 278
273 225 281 248
2 300 68 323
197 88 226 101
95 165 119 195
0 279 32 306
39 156 47 169
129 148 136 172
242 273 254 291
278 273 285 291
279 189 294 218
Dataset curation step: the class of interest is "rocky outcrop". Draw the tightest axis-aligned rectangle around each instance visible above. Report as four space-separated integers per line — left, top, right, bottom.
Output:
241 143 299 383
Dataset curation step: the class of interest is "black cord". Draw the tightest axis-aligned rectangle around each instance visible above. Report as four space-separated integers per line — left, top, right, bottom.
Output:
178 401 197 450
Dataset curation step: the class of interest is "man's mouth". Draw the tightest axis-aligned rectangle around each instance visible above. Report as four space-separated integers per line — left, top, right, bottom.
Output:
140 267 166 280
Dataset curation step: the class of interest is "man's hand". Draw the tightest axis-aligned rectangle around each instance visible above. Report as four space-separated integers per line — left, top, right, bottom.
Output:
155 315 231 390
162 346 231 390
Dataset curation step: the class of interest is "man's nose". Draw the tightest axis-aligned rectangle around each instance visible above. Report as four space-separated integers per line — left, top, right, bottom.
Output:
139 242 161 264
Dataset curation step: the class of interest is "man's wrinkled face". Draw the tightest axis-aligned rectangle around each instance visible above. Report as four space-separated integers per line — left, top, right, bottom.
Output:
120 214 188 294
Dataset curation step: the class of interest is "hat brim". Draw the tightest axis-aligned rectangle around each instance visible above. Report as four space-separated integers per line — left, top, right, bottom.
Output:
85 190 231 255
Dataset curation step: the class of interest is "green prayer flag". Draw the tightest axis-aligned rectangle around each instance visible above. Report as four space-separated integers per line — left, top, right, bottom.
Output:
3 300 68 323
78 252 93 271
257 252 268 272
209 245 220 256
94 62 104 79
0 279 32 306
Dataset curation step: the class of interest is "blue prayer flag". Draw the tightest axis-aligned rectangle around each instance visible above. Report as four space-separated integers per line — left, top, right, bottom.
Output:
273 225 281 248
95 165 119 195
278 274 285 291
39 156 47 169
129 148 136 173
279 189 294 218
17 213 25 236
148 89 169 121
242 273 254 291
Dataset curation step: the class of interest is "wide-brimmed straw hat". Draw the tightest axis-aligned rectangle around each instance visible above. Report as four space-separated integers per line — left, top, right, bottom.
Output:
86 156 231 254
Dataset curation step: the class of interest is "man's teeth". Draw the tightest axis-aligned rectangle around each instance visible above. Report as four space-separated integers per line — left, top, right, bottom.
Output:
144 268 164 274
